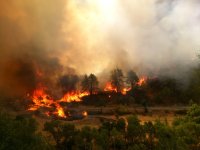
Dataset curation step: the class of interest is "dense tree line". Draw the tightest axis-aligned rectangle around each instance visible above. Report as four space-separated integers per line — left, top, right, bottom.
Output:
81 65 200 105
1 104 200 150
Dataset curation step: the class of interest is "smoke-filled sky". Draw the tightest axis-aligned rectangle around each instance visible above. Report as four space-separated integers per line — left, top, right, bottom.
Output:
0 0 200 95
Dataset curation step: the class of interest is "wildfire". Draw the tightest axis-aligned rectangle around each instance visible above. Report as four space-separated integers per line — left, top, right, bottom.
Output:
121 87 131 95
55 104 66 118
104 82 131 95
60 91 89 103
104 82 117 92
28 87 54 111
28 76 148 118
137 76 147 86
28 86 67 118
104 76 147 94
28 83 91 118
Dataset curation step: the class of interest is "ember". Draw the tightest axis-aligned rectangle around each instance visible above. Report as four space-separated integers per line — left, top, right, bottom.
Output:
82 111 88 117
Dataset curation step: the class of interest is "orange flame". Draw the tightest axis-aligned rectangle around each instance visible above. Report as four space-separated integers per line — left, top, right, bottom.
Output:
121 87 131 95
28 87 54 111
82 111 88 117
60 91 89 103
55 104 66 118
137 76 147 86
104 82 117 92
104 82 131 95
28 85 90 118
28 87 67 118
104 76 147 95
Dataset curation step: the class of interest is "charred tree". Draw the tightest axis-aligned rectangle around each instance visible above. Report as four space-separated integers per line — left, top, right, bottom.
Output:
111 68 124 93
81 74 99 95
88 74 99 95
127 70 139 89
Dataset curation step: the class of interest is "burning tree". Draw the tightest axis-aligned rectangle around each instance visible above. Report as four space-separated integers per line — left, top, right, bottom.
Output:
81 75 89 92
81 74 99 95
88 74 99 95
110 68 124 93
127 70 139 89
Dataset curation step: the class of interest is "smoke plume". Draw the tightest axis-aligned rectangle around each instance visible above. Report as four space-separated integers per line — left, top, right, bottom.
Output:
0 0 199 96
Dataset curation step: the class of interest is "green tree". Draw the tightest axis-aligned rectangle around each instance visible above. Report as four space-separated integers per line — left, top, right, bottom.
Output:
0 113 50 150
44 120 63 149
154 120 177 150
77 126 95 150
143 121 155 150
187 59 200 102
172 104 200 149
116 118 126 133
44 121 79 150
126 115 145 147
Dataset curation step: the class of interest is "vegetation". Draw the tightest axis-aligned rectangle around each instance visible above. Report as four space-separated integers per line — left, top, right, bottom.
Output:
44 104 200 150
1 104 200 149
0 113 51 150
80 64 200 106
77 64 200 107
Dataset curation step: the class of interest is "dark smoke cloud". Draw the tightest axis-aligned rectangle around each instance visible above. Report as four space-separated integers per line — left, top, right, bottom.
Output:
59 75 79 94
0 0 67 96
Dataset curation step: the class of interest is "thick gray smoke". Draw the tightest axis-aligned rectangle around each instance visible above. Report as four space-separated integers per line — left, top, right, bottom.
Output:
59 0 200 77
0 0 199 96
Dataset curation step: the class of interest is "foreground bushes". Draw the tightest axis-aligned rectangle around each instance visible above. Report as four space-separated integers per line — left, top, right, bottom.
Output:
44 104 200 150
0 104 200 150
0 113 51 150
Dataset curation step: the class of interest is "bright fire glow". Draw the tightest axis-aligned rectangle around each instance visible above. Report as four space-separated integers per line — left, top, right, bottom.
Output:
104 82 117 92
104 82 131 95
28 87 54 111
60 91 89 103
28 86 67 118
28 85 89 118
104 76 147 94
137 76 147 86
55 104 66 118
121 87 131 95
28 76 148 118
82 111 88 117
